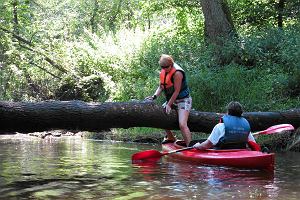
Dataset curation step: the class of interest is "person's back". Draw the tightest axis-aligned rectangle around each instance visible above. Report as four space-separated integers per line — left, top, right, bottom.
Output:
193 101 258 150
214 114 250 149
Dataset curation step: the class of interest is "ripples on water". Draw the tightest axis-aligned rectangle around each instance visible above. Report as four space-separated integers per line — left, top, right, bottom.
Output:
0 135 299 199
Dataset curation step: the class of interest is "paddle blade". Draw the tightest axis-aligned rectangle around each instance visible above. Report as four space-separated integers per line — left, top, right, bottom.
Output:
132 149 163 161
254 124 294 136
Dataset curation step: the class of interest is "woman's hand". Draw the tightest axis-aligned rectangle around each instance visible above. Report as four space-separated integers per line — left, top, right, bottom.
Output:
144 95 157 101
165 104 172 114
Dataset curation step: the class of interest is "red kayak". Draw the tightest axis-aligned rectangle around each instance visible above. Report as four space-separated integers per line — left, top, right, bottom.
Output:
162 141 275 171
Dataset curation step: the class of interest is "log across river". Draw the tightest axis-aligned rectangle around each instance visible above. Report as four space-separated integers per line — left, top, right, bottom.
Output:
0 100 299 133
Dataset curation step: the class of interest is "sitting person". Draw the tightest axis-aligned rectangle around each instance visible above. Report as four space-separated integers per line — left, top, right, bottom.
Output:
193 101 261 151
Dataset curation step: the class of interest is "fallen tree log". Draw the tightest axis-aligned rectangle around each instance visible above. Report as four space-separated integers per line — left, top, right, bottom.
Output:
0 100 299 133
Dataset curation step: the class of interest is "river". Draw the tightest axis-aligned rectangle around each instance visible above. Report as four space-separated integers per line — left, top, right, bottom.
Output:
0 135 299 200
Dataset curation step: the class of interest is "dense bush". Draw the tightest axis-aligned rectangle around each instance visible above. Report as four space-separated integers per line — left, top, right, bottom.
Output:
122 25 300 112
0 0 299 113
2 25 299 112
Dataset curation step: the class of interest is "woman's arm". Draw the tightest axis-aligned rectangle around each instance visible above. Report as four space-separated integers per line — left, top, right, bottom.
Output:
145 85 163 100
165 71 182 114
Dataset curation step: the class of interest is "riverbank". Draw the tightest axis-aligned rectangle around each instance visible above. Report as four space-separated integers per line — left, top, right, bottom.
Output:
1 128 299 152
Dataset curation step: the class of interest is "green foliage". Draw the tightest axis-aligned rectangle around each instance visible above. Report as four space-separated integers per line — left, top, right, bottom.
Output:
229 0 300 29
0 0 300 114
54 74 109 102
128 25 300 112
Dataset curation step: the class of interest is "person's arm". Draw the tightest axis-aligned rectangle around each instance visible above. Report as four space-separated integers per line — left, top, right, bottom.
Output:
193 139 214 150
193 123 225 150
145 86 163 100
165 71 182 114
247 132 261 151
248 132 256 142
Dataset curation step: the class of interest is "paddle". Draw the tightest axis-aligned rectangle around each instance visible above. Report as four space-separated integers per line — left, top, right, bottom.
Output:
252 124 294 136
132 124 295 162
132 147 193 162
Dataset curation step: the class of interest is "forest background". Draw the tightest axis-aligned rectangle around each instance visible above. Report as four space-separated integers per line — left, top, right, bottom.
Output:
0 0 300 138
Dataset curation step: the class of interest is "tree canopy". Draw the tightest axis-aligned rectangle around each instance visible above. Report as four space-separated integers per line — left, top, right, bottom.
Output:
0 0 300 112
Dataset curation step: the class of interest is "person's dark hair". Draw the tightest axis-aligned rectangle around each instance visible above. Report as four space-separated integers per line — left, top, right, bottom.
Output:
227 101 243 117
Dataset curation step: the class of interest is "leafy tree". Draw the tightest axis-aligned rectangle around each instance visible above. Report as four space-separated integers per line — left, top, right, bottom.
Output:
229 0 300 29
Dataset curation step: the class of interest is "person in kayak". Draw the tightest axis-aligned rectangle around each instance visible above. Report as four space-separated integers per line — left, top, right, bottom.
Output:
193 101 261 150
145 54 192 146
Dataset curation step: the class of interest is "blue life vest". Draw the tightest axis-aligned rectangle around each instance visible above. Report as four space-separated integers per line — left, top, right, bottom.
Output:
216 115 250 149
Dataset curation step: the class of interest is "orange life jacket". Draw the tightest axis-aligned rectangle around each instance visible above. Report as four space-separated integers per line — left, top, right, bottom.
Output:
160 66 177 89
159 63 189 100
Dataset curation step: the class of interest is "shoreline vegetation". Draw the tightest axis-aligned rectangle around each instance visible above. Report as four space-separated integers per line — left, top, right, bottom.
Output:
1 128 299 152
1 1 299 154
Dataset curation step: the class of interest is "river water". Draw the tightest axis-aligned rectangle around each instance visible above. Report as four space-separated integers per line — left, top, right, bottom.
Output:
0 135 299 200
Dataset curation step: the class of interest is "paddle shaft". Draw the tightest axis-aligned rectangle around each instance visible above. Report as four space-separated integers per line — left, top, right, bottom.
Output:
162 146 194 156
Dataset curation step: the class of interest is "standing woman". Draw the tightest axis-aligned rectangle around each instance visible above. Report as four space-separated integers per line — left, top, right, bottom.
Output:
146 54 192 146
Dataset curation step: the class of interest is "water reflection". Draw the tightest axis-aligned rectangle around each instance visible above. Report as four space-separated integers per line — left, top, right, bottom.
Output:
0 136 136 199
132 158 277 199
0 136 299 200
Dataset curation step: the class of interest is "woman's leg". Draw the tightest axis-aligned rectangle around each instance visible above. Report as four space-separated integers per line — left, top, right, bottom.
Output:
178 109 191 146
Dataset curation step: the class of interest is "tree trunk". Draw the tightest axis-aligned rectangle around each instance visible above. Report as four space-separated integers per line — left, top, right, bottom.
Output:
200 0 239 65
277 0 285 28
12 0 19 36
0 100 299 134
200 0 236 45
